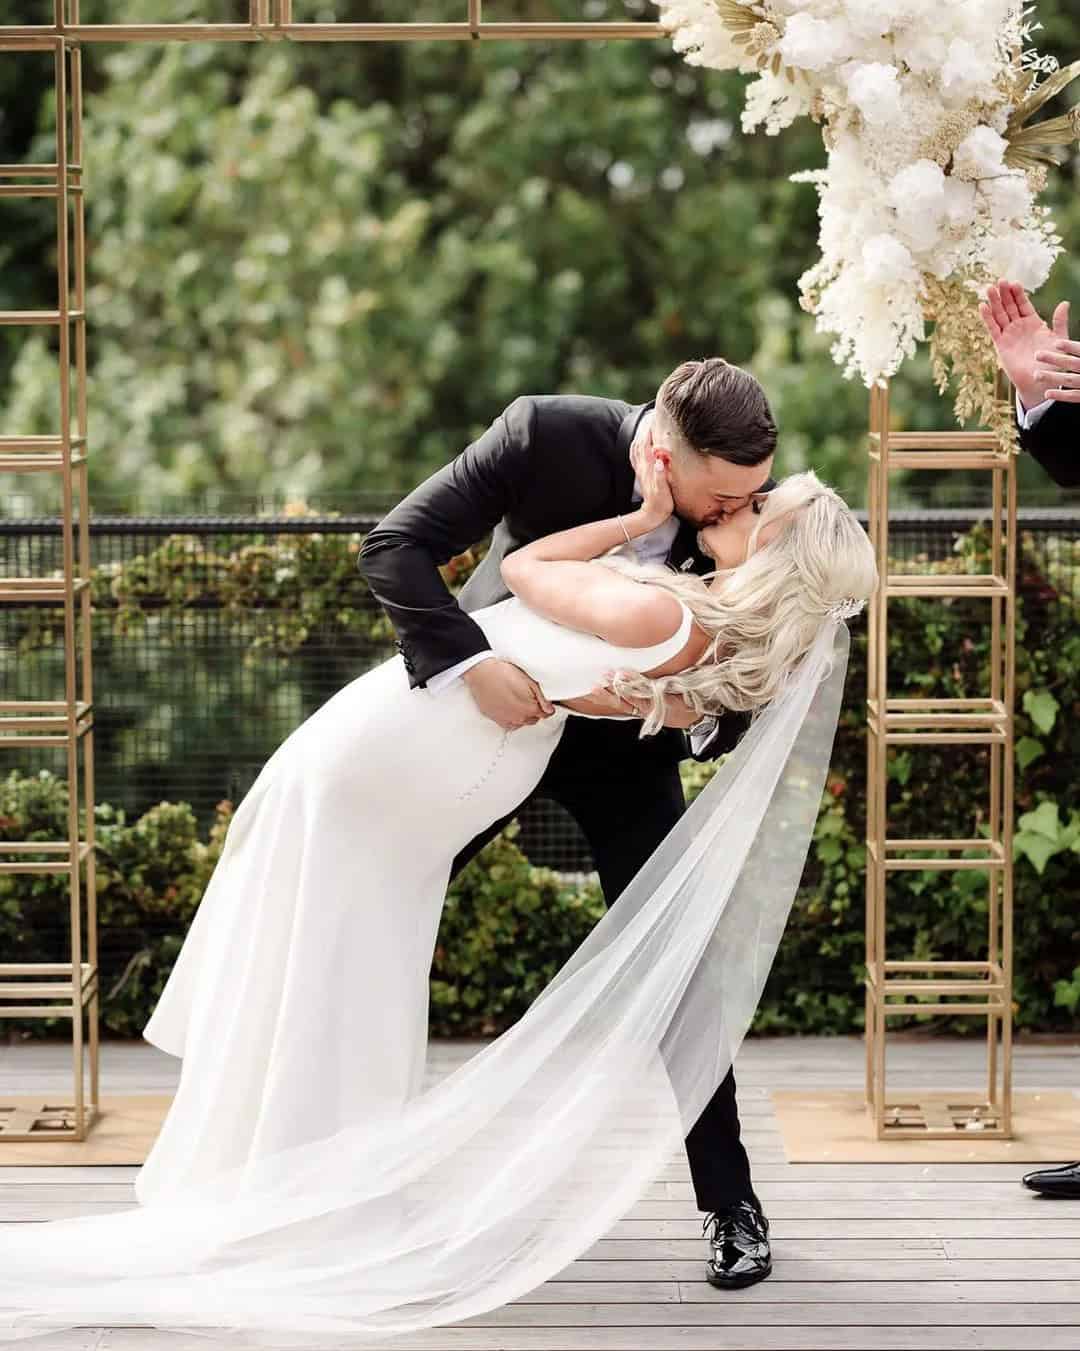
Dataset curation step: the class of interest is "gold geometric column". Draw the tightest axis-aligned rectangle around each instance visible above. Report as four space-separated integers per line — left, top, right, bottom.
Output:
864 369 1016 1139
0 13 100 1141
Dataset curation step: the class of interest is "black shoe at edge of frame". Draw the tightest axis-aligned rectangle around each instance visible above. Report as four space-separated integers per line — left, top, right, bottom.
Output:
1021 1162 1080 1198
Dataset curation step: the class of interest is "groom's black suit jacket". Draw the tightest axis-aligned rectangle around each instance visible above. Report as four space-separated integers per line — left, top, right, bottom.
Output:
358 393 774 763
1017 400 1080 487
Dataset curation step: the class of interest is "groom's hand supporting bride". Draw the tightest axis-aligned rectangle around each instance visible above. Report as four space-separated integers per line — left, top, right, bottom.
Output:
462 660 556 731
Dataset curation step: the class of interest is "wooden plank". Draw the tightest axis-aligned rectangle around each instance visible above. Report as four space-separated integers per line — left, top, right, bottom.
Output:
7 1198 1071 1223
616 1205 1065 1226
7 1191 1077 1238
943 1240 1080 1259
21 1178 1060 1205
0 1184 149 1201
0 1167 142 1178
613 1219 1080 1239
553 1259 1080 1281
13 1034 1071 1073
621 1200 1074 1219
0 1334 102 1350
584 1239 945 1260
97 1327 1079 1349
1 1204 147 1220
672 1281 1080 1305
665 1182 1069 1199
510 1282 683 1304
464 1302 1080 1327
660 1164 1054 1180
592 1238 1080 1260
504 1280 1080 1305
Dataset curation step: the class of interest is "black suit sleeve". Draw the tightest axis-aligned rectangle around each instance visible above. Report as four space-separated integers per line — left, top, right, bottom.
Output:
1018 399 1080 487
358 396 537 688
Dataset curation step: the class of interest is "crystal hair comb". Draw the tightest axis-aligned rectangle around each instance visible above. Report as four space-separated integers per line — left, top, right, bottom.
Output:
827 596 867 622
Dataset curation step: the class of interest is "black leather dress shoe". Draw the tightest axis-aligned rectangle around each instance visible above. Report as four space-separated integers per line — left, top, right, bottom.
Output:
702 1197 772 1289
1022 1162 1080 1198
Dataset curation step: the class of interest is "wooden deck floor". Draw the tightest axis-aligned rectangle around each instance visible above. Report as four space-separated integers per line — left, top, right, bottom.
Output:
2 1035 1079 1350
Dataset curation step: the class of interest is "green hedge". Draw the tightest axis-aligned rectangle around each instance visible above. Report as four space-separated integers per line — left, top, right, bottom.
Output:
2 520 1078 1039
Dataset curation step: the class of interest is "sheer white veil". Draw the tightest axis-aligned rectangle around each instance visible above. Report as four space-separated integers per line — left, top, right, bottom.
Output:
0 617 852 1347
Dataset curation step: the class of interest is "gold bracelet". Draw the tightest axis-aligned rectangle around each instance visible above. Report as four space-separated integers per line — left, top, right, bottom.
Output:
616 514 633 545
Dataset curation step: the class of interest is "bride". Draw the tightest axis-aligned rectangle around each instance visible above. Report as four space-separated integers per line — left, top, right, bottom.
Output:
0 458 875 1347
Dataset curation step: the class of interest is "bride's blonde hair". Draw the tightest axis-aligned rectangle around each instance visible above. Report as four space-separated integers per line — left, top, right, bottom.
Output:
596 468 878 736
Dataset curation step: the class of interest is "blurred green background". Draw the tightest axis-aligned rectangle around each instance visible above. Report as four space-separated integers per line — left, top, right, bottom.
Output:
1 0 1078 514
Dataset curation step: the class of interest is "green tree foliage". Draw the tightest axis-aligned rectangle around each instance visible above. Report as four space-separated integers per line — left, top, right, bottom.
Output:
2 0 1076 511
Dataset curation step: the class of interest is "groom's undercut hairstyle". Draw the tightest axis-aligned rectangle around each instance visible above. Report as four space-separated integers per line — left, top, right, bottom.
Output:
656 357 777 467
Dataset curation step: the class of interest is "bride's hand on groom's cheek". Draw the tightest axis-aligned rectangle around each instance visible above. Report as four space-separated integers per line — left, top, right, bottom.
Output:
630 442 675 527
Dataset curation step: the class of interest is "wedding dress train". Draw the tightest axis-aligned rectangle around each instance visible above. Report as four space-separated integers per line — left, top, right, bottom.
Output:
0 568 851 1346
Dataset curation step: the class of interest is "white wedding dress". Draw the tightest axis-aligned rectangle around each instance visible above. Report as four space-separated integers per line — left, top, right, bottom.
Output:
0 561 852 1348
135 583 699 1203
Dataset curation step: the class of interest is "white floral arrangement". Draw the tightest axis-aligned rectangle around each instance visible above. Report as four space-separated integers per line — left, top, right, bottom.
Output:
656 0 1080 429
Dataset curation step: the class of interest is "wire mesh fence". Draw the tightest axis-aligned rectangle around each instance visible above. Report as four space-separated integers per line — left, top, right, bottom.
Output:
4 503 1079 874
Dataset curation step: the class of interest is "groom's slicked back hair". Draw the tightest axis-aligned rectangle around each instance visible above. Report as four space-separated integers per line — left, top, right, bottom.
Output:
656 357 777 467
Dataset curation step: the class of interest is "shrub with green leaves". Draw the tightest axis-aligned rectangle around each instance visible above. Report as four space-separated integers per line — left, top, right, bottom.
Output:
2 520 1078 1040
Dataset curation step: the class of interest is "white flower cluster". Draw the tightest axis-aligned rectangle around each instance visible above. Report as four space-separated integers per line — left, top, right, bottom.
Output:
656 0 1065 387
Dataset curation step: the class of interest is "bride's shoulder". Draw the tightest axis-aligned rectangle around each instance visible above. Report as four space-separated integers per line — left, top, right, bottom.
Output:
589 551 671 583
590 553 703 608
585 555 694 648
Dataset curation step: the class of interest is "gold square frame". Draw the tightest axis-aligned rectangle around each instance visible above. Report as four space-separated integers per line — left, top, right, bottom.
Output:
0 1 1017 1144
864 376 1016 1139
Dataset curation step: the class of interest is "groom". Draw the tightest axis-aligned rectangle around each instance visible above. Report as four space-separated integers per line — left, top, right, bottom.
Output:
359 357 778 1289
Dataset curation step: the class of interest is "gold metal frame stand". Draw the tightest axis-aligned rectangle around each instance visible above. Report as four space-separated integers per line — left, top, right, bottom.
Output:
864 371 1016 1139
0 1 671 45
0 21 98 1140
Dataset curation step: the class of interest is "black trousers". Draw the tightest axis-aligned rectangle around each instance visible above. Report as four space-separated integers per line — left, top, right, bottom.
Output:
449 712 755 1214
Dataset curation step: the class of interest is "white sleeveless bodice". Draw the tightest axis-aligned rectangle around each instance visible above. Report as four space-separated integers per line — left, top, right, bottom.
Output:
469 592 696 712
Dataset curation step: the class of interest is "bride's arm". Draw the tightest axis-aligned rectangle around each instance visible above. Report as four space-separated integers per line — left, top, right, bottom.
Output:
501 542 683 648
499 461 684 649
501 456 708 732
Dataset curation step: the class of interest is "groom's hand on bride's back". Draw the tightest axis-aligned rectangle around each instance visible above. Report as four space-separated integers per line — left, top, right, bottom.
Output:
463 659 557 730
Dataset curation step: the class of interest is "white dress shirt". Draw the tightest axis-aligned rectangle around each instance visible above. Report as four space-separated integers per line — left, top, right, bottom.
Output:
1017 391 1053 430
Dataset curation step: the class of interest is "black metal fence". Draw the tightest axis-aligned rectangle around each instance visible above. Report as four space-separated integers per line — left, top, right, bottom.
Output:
4 507 1079 874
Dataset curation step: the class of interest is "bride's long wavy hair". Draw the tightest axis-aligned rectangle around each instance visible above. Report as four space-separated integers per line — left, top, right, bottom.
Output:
595 469 878 737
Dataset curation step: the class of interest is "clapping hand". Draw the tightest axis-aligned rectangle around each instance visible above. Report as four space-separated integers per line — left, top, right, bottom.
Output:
979 279 1078 409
